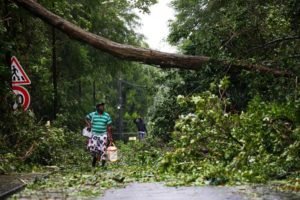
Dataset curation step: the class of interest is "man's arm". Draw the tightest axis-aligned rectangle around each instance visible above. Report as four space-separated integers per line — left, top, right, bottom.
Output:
85 118 92 131
107 125 113 143
106 113 113 143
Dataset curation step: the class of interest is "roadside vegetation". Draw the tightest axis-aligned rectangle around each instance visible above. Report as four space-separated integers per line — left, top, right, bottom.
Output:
1 0 300 199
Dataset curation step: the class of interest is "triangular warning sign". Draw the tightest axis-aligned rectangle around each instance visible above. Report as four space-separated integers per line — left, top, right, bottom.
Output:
11 56 31 85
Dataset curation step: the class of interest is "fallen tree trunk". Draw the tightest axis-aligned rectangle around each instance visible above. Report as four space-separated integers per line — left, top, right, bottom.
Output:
12 0 294 77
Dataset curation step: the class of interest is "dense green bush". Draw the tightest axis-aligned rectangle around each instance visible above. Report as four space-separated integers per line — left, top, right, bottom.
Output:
159 89 300 183
0 95 77 172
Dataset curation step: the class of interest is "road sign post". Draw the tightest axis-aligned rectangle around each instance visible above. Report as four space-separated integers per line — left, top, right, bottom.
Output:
11 56 31 85
11 56 31 111
12 85 31 111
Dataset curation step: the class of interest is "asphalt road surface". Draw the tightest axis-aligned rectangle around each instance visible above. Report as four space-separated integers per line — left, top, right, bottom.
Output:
99 182 276 200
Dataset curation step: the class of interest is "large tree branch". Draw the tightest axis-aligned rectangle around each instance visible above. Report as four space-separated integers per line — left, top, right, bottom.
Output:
12 0 294 77
249 36 300 52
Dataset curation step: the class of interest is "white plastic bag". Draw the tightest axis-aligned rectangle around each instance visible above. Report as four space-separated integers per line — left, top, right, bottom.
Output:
82 127 92 138
107 143 118 162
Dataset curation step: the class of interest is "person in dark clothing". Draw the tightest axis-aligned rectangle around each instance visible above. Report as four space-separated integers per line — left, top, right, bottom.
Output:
134 117 147 141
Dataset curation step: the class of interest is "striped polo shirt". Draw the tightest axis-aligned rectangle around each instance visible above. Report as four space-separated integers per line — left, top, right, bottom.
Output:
86 111 112 135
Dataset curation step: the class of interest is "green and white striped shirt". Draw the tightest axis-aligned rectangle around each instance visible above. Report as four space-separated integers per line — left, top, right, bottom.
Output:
86 111 112 135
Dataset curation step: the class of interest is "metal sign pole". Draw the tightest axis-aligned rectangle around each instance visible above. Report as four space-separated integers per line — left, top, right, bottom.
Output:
118 78 123 140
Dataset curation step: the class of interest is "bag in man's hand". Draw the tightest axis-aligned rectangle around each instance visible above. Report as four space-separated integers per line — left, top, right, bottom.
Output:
82 127 92 138
107 143 118 162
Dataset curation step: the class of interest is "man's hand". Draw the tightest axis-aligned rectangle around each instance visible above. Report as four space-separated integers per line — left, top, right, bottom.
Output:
85 119 92 132
108 125 113 144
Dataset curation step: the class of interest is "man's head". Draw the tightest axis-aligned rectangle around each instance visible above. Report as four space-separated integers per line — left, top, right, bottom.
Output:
96 102 105 113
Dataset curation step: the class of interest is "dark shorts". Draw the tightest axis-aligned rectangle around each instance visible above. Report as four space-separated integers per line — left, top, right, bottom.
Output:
138 131 146 140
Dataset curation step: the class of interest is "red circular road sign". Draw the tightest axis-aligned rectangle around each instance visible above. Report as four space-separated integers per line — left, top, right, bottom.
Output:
12 85 31 111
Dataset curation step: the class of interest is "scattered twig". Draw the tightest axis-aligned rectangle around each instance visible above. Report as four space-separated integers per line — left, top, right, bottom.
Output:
19 142 37 161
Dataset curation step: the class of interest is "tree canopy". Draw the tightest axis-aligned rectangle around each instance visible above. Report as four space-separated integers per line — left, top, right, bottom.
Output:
11 0 295 77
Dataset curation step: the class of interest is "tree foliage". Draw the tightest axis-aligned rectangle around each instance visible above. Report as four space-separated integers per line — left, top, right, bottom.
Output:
159 84 300 183
0 0 157 169
1 0 300 191
150 0 300 141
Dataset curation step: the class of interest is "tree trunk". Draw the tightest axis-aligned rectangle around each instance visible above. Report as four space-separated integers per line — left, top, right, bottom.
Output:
12 0 294 77
52 25 58 119
93 80 96 106
78 80 81 104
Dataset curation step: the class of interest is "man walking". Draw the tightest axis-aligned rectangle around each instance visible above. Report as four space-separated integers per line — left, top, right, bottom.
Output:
134 117 147 141
85 102 113 167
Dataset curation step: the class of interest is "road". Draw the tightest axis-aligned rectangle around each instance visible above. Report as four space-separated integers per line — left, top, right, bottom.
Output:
99 182 300 200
